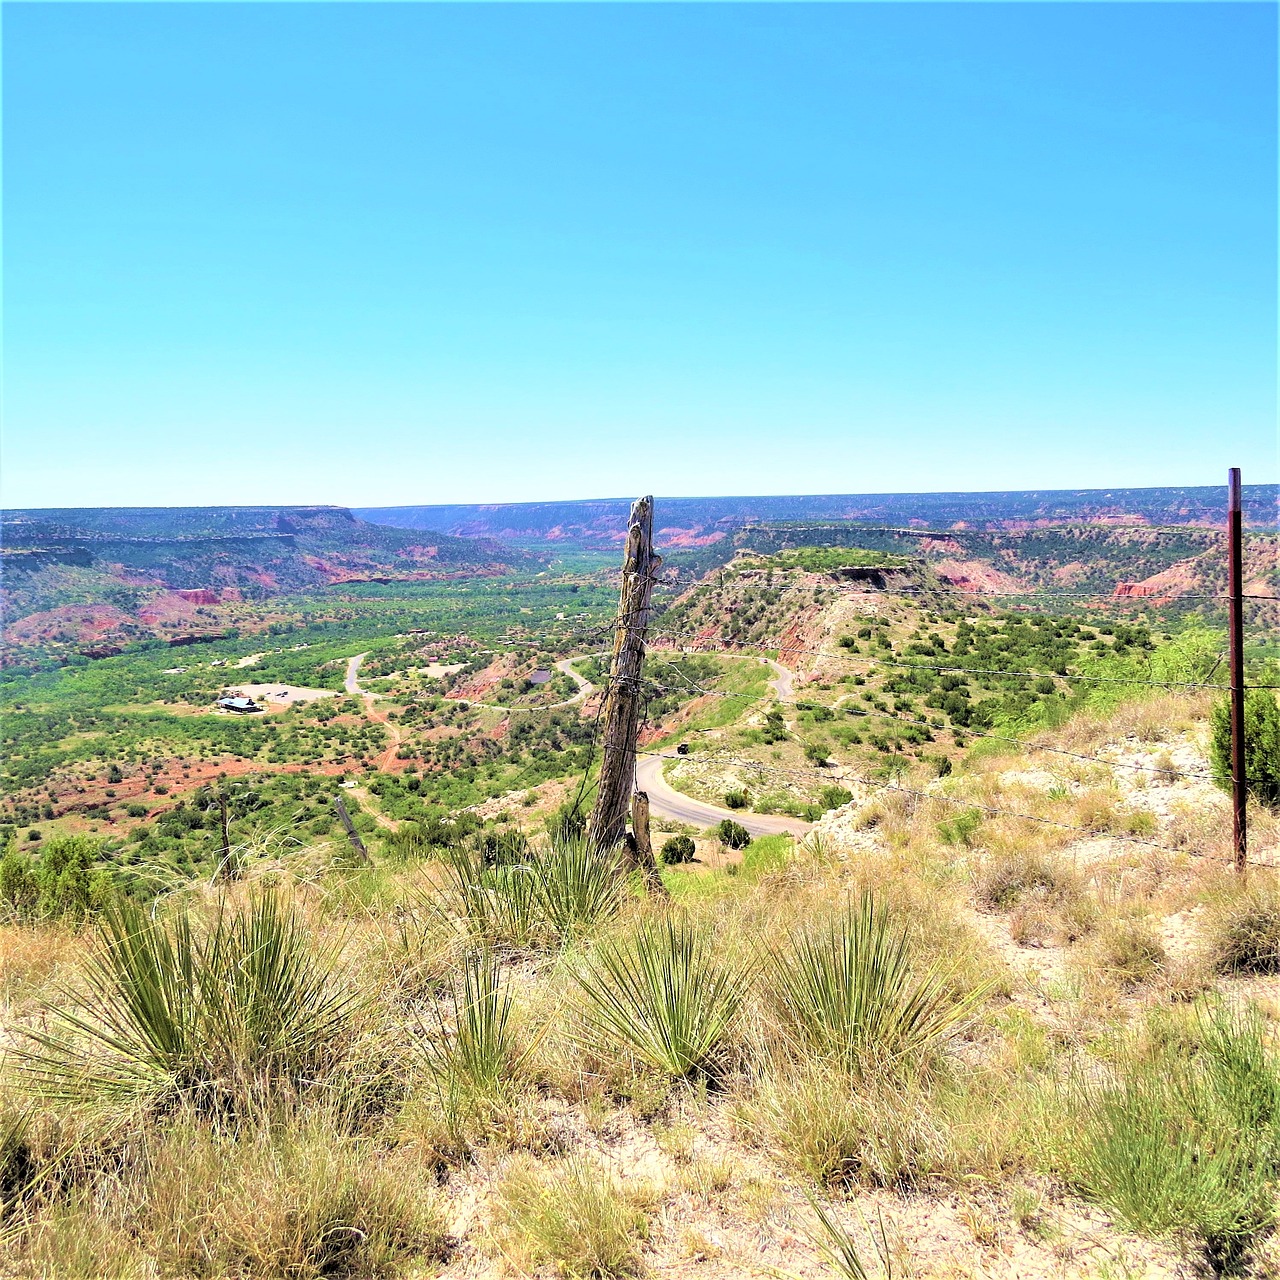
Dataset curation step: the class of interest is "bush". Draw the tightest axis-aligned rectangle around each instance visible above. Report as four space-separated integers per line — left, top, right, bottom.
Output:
804 742 832 767
1211 689 1280 809
715 819 751 850
975 849 1076 910
1086 918 1167 989
545 800 587 843
659 835 695 865
739 1062 939 1190
419 948 520 1099
573 915 751 1078
724 790 749 810
818 785 853 812
0 836 115 922
437 835 622 951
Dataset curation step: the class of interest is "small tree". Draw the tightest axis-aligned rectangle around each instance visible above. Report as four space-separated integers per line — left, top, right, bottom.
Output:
715 819 751 850
1211 691 1280 810
0 835 114 922
660 835 696 865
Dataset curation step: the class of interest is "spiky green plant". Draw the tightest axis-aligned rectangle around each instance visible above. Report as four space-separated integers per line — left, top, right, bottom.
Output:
572 915 751 1078
804 1190 870 1280
436 843 543 951
531 835 623 943
18 890 360 1115
769 892 985 1073
419 948 519 1097
436 835 621 951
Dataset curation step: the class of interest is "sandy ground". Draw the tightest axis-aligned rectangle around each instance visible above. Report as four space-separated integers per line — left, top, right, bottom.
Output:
224 683 337 708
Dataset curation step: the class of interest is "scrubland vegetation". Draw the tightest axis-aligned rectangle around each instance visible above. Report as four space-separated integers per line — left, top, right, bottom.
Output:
0 536 1278 1277
0 674 1278 1278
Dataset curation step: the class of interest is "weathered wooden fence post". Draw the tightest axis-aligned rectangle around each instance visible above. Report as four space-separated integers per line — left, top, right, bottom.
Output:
588 497 666 896
333 795 371 864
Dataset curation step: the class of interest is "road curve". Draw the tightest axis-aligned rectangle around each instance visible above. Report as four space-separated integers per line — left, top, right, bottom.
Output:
764 657 796 701
345 652 370 696
553 657 595 707
635 754 811 838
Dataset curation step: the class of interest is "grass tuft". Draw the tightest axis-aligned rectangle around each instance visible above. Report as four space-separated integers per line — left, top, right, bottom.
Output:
488 1155 650 1278
1061 1002 1280 1265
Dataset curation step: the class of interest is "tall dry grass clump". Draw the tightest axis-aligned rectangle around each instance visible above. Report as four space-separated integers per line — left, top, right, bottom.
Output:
8 1123 448 1280
488 1155 651 1278
1203 875 1280 975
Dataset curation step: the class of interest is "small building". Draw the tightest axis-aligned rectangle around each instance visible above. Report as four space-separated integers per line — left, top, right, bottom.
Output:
528 669 553 685
216 696 261 714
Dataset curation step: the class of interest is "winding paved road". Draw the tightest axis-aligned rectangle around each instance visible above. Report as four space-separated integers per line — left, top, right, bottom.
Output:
634 753 811 837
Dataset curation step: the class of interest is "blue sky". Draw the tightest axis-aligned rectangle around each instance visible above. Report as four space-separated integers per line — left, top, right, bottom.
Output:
3 2 1276 509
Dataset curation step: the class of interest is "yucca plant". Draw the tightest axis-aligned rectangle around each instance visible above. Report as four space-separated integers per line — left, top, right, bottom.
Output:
804 1190 870 1280
531 835 624 944
419 948 521 1097
769 892 984 1074
18 890 360 1116
436 835 622 951
436 843 544 951
573 915 752 1079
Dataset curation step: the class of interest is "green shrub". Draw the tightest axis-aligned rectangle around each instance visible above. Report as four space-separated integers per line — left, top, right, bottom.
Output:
0 836 115 922
419 948 520 1098
573 915 752 1078
545 801 587 843
1211 690 1280 809
818 785 853 811
724 790 749 810
714 819 751 850
804 742 832 767
659 835 696 865
437 835 622 951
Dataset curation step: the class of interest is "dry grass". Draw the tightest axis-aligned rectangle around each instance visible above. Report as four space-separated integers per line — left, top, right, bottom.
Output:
0 681 1275 1278
486 1155 652 1278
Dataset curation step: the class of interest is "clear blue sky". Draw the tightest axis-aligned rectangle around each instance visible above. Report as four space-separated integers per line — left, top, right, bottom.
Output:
3 2 1276 509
